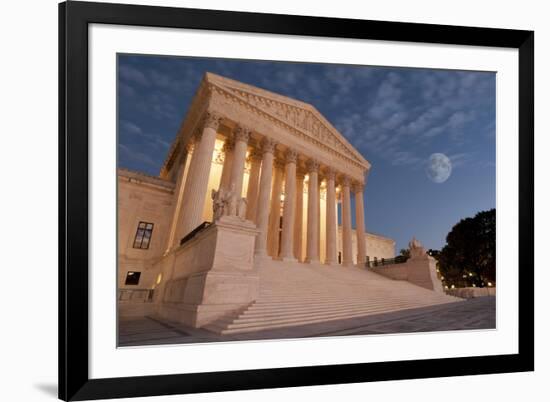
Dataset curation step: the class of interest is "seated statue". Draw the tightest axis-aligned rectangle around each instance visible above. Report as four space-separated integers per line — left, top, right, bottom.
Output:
211 188 225 222
212 184 248 221
237 197 247 220
408 236 426 258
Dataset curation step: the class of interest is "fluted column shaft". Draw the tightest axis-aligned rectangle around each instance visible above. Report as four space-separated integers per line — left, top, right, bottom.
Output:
219 138 234 191
267 162 284 257
280 149 298 261
325 168 337 265
293 172 305 261
354 184 366 265
166 144 192 251
342 177 353 266
305 159 320 263
177 112 220 239
245 150 262 222
254 138 277 257
229 126 250 196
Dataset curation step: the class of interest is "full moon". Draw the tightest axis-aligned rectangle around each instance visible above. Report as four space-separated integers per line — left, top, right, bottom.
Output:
426 153 452 183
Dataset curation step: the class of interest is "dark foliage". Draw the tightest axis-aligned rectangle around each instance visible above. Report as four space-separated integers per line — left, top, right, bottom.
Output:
398 248 410 262
438 209 496 288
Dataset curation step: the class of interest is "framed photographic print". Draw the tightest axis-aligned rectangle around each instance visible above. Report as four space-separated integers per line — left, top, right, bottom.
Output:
59 1 534 400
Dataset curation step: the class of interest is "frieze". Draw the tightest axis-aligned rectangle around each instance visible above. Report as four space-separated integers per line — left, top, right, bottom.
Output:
217 85 365 164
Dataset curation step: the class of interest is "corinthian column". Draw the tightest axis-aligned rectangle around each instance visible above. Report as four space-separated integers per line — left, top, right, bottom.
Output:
354 182 366 265
325 168 337 265
245 148 262 222
267 161 284 257
305 159 320 263
254 137 277 257
166 142 193 252
218 137 234 191
279 149 298 261
341 176 353 266
229 125 251 197
293 171 305 261
177 111 221 239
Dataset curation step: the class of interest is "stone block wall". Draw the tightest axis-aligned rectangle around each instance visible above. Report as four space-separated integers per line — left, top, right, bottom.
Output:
155 216 260 327
370 254 444 292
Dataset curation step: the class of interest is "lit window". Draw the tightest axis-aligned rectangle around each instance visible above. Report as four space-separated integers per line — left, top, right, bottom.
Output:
133 221 154 249
125 271 141 285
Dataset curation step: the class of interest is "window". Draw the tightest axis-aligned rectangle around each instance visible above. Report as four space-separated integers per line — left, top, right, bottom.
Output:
133 221 154 249
125 271 141 285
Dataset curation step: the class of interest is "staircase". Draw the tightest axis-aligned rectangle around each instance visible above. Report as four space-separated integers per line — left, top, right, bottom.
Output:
203 259 461 335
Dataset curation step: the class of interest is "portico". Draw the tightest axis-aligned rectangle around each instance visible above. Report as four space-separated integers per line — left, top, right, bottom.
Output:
161 72 371 266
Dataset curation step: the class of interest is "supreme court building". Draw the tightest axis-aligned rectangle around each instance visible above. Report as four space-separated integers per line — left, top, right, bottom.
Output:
116 73 437 331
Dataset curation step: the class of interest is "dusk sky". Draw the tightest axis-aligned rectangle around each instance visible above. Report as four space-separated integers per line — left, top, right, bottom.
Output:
118 54 496 252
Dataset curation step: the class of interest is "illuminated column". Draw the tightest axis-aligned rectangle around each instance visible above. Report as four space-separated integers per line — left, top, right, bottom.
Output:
341 176 353 266
317 180 321 260
267 161 284 257
305 159 320 263
177 111 221 239
229 125 250 196
279 149 298 261
325 167 337 265
218 137 234 191
254 137 277 257
293 171 305 261
166 142 193 251
354 182 366 265
245 148 262 222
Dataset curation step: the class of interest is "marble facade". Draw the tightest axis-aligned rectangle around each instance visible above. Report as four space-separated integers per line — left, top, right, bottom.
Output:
117 73 398 325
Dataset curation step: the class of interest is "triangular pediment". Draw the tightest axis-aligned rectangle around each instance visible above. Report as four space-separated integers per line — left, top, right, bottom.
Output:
205 73 370 169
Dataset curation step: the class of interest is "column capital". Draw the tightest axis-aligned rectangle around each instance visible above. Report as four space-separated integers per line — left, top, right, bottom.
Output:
233 125 252 143
353 182 365 193
285 148 298 164
248 148 263 162
191 126 203 143
324 167 337 180
260 137 277 154
202 110 223 130
306 158 320 173
274 159 285 170
341 175 352 187
222 137 234 152
181 139 194 154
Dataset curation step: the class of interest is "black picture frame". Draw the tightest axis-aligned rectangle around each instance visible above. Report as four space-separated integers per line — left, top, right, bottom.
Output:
59 1 534 400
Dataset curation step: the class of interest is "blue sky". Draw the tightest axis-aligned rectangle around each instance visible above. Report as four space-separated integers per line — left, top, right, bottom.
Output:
118 54 496 252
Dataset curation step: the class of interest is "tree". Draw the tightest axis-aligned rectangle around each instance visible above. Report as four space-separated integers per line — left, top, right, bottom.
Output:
395 248 410 263
438 209 495 288
427 249 440 259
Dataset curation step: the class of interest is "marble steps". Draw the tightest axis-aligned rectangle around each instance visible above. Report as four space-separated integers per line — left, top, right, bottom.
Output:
256 292 457 304
207 300 449 334
204 294 456 334
200 303 253 333
202 261 461 334
247 295 449 310
234 300 442 320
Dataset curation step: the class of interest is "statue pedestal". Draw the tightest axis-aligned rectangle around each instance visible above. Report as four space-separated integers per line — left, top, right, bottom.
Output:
157 216 260 327
369 238 444 293
405 254 444 293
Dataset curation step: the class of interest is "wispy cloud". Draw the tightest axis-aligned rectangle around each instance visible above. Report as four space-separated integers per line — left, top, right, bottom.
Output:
120 120 170 150
331 68 495 170
117 55 495 178
119 65 150 87
119 143 158 168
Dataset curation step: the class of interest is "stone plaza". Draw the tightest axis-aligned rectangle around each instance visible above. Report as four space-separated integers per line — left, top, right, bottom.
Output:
117 72 490 341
